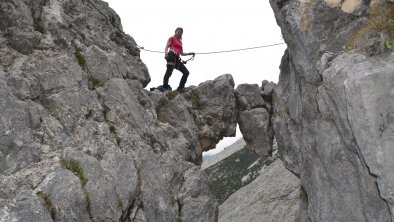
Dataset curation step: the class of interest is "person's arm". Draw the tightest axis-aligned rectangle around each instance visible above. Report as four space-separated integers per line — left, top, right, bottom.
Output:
164 39 171 58
181 51 195 56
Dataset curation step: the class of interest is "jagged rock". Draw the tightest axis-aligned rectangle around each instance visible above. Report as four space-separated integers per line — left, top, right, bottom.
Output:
261 81 276 96
319 52 394 218
180 167 219 222
187 74 238 154
204 139 280 205
235 84 265 110
36 169 91 221
271 0 394 221
219 159 301 222
235 83 274 156
239 108 273 156
0 0 227 221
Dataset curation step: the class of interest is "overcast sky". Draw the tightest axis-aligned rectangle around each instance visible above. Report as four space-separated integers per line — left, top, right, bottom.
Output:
104 0 286 156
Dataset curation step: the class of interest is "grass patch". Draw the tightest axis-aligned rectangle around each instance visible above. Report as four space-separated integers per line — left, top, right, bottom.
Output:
300 186 308 202
117 196 124 208
61 159 88 187
347 2 394 50
32 11 44 34
133 160 142 188
74 49 86 67
158 98 169 108
188 93 204 110
111 16 116 26
89 78 104 89
102 105 110 118
36 191 55 217
84 191 91 203
165 91 178 100
108 125 122 146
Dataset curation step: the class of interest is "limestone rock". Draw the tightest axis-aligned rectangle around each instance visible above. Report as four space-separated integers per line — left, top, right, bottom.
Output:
235 84 265 110
204 139 280 205
238 108 273 156
0 0 226 221
219 159 301 222
270 0 394 220
235 83 275 156
183 74 238 154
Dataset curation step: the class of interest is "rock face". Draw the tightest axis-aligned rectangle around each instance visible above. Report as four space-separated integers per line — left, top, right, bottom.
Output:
235 82 275 156
218 159 301 222
0 0 243 221
270 0 394 221
203 139 279 205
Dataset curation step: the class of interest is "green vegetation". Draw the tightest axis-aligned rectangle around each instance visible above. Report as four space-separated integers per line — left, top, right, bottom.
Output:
188 93 204 110
165 91 179 101
60 159 88 187
111 16 116 26
133 160 142 188
347 2 394 51
300 186 308 202
84 191 91 203
32 11 44 34
90 78 104 89
109 125 121 146
177 216 184 222
204 148 277 204
117 196 124 208
36 191 54 216
157 91 178 110
102 105 110 118
74 49 86 67
384 38 393 49
284 102 289 114
158 98 169 108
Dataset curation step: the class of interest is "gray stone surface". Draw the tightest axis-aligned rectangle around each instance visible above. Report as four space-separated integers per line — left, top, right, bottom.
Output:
4 0 390 221
270 0 394 221
204 139 280 205
320 52 394 218
235 83 275 157
235 84 265 110
219 159 300 222
238 108 273 156
0 0 235 221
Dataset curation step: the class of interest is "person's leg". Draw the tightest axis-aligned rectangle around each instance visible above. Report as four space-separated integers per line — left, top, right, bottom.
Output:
177 62 189 89
163 52 176 89
163 65 174 89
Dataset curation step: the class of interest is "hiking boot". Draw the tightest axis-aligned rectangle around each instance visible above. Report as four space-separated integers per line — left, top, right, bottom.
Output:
161 85 172 92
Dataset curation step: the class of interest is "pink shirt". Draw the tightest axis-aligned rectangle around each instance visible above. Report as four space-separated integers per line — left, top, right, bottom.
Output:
168 36 182 55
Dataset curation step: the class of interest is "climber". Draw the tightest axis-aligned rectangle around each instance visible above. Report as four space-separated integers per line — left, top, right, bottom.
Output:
162 27 195 92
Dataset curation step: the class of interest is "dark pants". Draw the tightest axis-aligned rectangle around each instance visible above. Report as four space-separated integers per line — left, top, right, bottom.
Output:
163 51 189 89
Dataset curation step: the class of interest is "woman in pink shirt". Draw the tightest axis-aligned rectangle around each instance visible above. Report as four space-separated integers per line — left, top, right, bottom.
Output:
163 27 195 92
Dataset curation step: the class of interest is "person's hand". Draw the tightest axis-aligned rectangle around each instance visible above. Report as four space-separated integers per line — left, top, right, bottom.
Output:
165 53 168 59
189 52 195 56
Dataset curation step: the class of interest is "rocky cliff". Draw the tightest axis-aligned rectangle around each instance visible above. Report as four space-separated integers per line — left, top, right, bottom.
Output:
218 159 300 222
1 0 391 221
0 0 277 221
203 139 278 205
270 0 394 221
